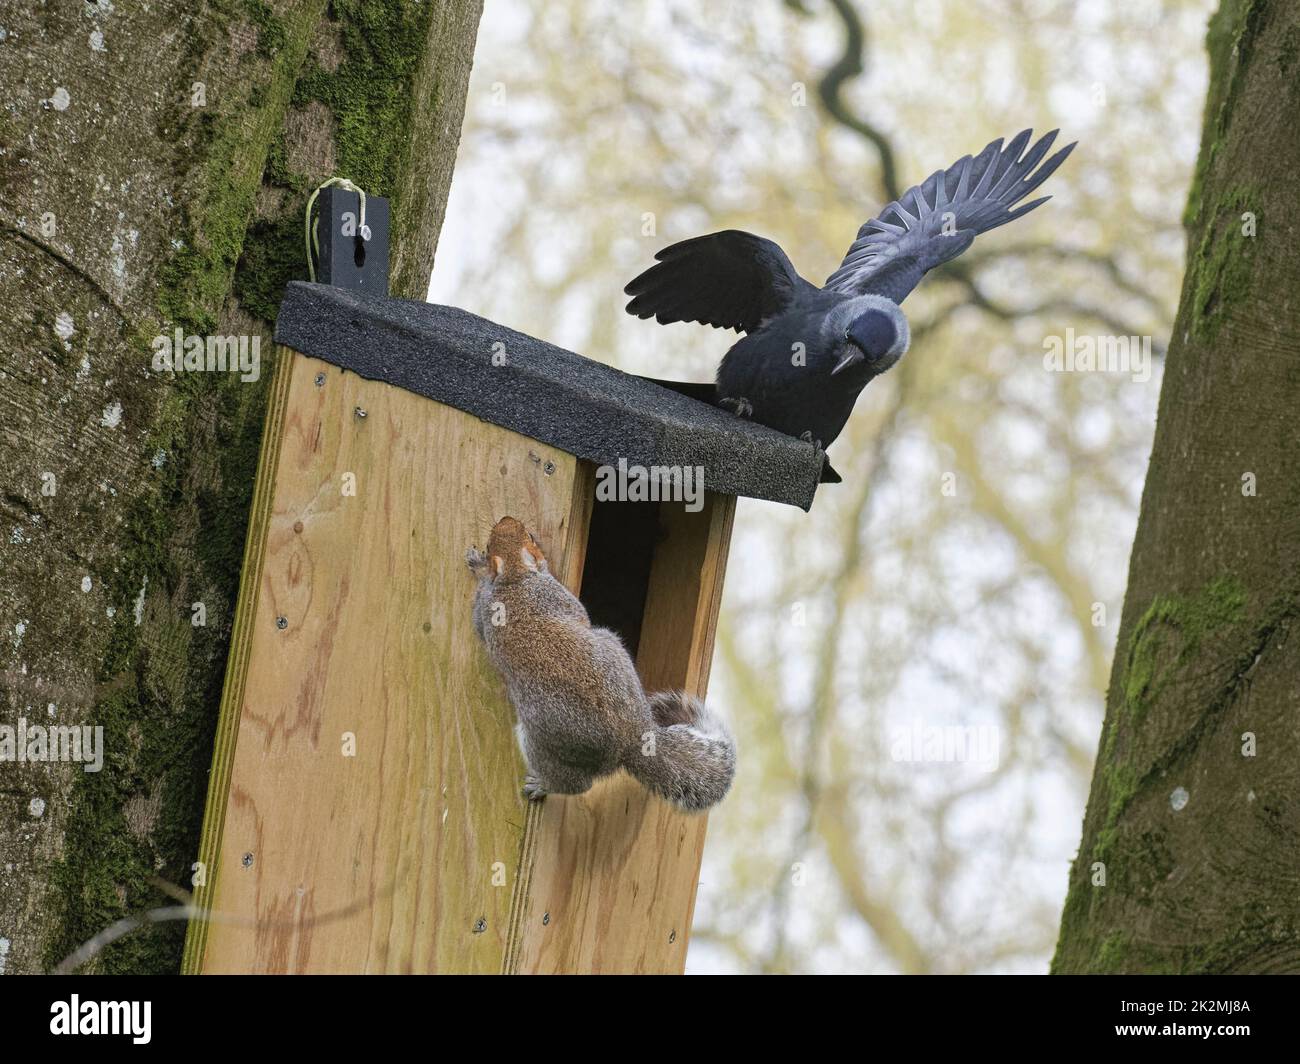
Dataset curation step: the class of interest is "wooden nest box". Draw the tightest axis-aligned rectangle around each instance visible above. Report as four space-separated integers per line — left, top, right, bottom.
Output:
183 281 827 974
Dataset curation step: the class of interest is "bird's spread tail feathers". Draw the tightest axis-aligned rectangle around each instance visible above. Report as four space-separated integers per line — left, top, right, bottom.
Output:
624 692 737 812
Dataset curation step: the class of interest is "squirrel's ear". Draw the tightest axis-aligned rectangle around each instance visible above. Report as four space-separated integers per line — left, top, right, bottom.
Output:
490 554 505 579
518 546 539 572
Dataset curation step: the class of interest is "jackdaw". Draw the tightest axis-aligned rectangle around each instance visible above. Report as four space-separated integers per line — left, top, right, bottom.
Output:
624 129 1076 477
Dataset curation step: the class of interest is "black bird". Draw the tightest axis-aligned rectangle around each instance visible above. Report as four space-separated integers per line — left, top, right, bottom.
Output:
624 129 1075 474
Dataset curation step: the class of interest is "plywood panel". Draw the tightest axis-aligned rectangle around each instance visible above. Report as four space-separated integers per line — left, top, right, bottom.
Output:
186 351 585 973
507 492 736 973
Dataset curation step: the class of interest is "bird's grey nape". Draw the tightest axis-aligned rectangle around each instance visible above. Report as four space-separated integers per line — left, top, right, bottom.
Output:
823 294 910 358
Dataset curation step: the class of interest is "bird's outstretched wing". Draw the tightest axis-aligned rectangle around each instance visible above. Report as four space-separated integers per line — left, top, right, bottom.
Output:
624 230 813 334
825 129 1076 304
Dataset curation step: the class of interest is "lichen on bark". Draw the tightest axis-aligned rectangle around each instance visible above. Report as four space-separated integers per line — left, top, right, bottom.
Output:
0 0 482 973
1054 0 1300 973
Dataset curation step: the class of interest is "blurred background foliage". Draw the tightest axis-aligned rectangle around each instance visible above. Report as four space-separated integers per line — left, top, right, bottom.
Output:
429 0 1216 972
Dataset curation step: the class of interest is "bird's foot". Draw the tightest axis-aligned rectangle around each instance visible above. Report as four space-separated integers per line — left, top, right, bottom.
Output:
719 396 753 419
522 774 548 802
799 430 824 450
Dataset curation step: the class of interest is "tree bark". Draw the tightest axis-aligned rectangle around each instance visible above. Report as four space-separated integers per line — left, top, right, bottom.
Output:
0 0 482 974
1054 0 1300 973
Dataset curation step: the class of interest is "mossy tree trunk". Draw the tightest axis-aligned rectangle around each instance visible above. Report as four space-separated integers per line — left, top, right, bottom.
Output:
0 0 482 974
1054 0 1300 973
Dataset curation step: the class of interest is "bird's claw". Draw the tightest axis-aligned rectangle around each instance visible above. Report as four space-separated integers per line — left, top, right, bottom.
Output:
719 396 753 419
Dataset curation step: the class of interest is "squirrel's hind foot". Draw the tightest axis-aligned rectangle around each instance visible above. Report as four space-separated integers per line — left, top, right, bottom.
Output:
522 774 548 802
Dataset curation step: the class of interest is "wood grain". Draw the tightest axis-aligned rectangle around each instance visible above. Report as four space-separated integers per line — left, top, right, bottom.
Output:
188 351 585 973
182 344 296 974
507 492 737 974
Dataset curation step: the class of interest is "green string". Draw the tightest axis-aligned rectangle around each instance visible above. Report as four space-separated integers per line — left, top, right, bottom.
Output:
304 177 368 282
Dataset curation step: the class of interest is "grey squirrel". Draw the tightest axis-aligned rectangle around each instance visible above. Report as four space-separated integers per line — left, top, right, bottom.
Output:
467 516 736 812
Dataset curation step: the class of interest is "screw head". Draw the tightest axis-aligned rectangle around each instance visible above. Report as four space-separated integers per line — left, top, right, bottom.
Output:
542 912 550 926
472 917 487 934
543 461 556 475
242 852 254 868
275 616 288 630
354 406 367 419
314 373 325 387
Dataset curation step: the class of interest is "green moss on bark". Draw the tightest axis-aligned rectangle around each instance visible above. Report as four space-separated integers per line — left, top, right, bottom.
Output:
1057 577 1300 972
293 1 436 199
38 4 325 974
1180 2 1268 337
1057 19 1300 935
1057 577 1250 971
21 0 478 974
158 5 323 334
42 366 273 971
1118 575 1245 731
1187 186 1261 341
231 131 313 324
244 0 289 58
1182 0 1269 228
1099 576 1245 829
236 1 441 325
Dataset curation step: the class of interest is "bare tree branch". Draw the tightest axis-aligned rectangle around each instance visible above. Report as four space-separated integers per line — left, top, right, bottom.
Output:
793 0 901 200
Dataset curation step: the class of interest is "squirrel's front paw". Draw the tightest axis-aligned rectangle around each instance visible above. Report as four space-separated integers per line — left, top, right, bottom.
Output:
522 774 548 802
466 545 488 572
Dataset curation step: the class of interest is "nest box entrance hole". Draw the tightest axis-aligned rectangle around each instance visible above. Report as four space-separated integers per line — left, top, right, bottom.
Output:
567 463 736 694
578 494 660 654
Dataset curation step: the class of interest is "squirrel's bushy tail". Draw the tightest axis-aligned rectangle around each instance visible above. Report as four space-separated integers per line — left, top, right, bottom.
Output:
622 692 736 813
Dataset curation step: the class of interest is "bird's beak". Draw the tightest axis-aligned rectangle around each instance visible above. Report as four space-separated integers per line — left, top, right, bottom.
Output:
832 338 867 376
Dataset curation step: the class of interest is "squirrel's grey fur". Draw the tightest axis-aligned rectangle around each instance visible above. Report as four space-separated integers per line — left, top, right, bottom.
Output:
467 516 736 813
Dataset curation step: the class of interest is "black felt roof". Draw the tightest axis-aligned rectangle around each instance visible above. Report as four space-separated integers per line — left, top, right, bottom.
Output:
274 282 827 510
